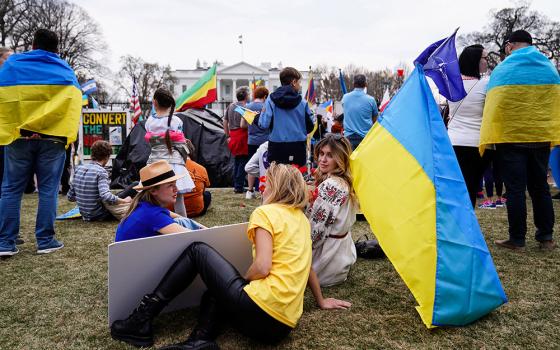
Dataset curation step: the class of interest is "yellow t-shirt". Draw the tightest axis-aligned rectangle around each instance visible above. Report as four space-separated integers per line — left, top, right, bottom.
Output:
243 204 312 328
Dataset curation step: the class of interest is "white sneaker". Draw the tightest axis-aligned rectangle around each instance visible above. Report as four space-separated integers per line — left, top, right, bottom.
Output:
245 191 254 200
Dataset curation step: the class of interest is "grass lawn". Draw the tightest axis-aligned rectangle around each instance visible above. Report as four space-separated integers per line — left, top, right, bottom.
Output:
1 189 559 349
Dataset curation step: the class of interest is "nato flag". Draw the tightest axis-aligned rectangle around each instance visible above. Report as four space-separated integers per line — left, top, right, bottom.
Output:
414 28 467 102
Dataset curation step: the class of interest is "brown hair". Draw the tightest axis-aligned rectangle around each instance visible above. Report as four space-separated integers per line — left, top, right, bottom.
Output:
184 138 195 156
263 163 308 210
120 185 162 222
253 86 269 100
279 67 302 86
91 140 113 161
313 134 356 203
153 88 176 154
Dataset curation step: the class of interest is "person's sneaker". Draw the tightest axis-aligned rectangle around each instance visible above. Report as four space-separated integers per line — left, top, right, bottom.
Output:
233 188 244 194
0 247 19 257
37 240 64 254
245 191 254 200
552 193 560 201
539 240 556 251
494 198 505 208
476 191 485 199
495 239 524 251
478 200 496 209
15 236 24 245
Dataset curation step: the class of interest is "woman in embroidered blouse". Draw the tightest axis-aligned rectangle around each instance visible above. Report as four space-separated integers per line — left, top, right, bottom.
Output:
307 134 357 287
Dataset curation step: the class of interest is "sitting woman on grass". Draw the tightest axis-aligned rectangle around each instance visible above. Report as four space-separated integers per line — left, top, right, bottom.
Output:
115 160 202 243
111 163 349 349
307 134 357 287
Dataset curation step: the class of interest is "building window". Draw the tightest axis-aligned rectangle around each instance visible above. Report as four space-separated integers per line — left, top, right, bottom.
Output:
225 85 231 94
273 85 278 91
170 85 175 94
182 85 187 92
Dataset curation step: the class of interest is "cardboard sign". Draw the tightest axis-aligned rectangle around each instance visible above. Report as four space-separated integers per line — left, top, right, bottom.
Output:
108 223 251 325
79 109 130 159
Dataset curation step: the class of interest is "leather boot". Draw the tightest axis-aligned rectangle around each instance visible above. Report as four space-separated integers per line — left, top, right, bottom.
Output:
111 294 167 347
158 329 220 350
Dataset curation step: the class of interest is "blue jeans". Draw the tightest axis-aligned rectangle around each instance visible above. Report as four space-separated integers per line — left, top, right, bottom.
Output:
233 155 248 191
0 139 66 250
496 144 554 246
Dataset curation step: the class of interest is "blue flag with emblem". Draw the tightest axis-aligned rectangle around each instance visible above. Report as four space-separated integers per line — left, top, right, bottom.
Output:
414 28 466 102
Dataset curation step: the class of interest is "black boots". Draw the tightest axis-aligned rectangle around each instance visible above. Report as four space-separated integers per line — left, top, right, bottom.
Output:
158 329 219 350
110 294 167 347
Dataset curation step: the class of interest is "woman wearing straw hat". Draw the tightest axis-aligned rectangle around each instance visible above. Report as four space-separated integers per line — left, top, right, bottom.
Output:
115 160 202 242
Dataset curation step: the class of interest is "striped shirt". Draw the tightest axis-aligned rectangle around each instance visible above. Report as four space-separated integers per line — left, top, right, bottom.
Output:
67 162 118 221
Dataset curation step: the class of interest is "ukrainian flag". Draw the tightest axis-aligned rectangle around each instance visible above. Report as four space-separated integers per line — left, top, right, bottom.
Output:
351 65 507 328
234 105 258 125
0 49 82 146
479 46 560 153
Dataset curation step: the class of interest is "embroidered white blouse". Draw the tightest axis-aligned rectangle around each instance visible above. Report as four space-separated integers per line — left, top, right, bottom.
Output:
306 176 357 287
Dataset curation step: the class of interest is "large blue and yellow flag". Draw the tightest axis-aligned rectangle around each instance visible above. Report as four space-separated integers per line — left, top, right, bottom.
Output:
479 46 560 153
0 49 82 146
350 64 507 328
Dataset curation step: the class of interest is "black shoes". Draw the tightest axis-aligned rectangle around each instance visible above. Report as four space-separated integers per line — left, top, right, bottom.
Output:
158 334 219 350
110 294 166 348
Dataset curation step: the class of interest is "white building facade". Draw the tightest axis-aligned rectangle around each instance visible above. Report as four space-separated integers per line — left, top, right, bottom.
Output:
171 62 310 117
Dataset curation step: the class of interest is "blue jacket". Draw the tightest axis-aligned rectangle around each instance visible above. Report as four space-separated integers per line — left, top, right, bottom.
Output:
259 85 313 143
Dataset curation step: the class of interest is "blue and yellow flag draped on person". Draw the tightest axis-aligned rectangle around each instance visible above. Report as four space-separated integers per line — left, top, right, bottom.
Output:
0 49 82 146
350 33 507 328
479 46 560 154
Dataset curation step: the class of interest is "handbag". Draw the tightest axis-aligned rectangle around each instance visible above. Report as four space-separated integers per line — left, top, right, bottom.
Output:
354 234 386 259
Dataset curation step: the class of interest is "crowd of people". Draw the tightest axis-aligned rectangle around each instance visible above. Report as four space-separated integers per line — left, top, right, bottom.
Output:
0 27 558 349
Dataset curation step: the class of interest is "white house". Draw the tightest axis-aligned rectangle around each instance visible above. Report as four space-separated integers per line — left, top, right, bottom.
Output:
171 61 310 116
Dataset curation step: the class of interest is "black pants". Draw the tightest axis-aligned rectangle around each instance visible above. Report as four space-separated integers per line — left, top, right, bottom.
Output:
268 141 306 167
496 144 554 246
201 191 211 215
483 157 503 198
453 146 493 208
153 242 291 344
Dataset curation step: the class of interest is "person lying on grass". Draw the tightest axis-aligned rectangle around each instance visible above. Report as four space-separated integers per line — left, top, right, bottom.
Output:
307 134 358 287
114 160 203 243
110 163 350 349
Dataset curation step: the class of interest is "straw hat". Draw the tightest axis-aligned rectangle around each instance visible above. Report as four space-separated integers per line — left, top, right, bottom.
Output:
133 160 186 190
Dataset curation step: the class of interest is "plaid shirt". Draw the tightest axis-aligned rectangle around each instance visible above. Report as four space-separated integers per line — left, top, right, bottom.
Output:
67 162 118 221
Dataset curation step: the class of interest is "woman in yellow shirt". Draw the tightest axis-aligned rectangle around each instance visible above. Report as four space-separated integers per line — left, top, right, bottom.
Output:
110 163 348 349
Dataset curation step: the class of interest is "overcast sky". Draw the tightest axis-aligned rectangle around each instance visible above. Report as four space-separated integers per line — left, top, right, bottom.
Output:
72 0 559 73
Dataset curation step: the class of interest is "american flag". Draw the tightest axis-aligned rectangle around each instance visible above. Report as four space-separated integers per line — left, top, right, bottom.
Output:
130 79 142 124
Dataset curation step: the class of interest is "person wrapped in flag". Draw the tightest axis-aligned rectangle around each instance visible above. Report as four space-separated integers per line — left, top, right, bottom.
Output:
144 88 195 217
0 29 82 256
479 30 560 251
351 29 507 327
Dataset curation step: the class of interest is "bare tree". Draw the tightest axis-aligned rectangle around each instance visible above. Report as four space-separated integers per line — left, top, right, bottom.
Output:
7 0 107 74
117 55 177 106
459 1 560 69
0 0 30 47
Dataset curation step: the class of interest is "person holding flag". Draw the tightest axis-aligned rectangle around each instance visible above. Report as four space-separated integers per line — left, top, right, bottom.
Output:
224 86 250 193
242 86 270 199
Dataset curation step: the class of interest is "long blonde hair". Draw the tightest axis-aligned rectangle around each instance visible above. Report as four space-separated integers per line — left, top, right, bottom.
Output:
263 163 308 210
121 186 161 222
313 134 356 202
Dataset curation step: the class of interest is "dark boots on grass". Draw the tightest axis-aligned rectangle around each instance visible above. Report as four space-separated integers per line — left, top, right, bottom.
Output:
111 294 166 347
111 293 219 349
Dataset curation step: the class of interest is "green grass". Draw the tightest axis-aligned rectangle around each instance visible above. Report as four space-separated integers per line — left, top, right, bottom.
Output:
1 189 559 349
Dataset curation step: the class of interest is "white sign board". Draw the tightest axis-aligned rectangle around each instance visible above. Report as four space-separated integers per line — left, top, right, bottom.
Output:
108 223 251 325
